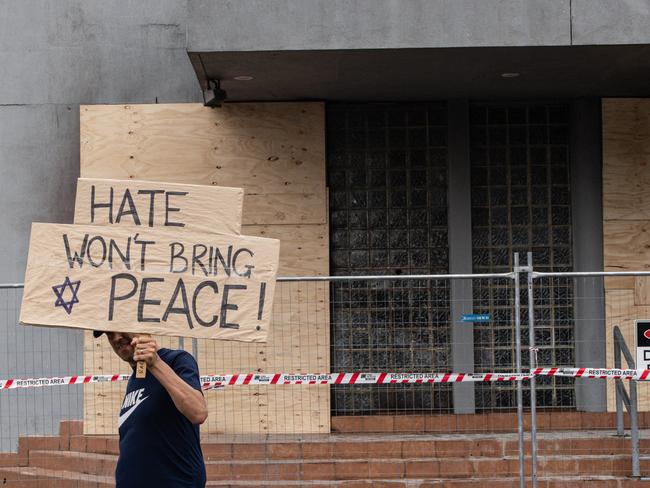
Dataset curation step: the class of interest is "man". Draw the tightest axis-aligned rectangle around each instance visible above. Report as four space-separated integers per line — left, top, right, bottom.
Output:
94 330 208 488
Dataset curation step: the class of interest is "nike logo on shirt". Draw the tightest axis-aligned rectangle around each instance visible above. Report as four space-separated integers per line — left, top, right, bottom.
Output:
119 388 148 428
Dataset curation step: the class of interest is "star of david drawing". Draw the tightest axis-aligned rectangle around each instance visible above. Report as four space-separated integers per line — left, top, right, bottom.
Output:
52 277 81 315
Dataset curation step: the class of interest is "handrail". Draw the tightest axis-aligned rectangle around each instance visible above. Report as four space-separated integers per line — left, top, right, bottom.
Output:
613 325 640 478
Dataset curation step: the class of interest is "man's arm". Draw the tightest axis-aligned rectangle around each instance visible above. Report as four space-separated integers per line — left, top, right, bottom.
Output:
132 336 208 425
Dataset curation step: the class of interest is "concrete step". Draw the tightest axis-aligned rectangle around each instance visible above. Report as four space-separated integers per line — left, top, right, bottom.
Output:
2 468 647 488
28 450 116 477
198 434 650 462
21 449 650 482
204 456 649 481
30 429 649 461
331 412 650 434
0 466 113 488
202 477 650 487
10 425 650 486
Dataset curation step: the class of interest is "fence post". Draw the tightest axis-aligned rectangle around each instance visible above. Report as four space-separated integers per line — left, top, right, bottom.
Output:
526 252 538 488
514 252 525 488
631 379 640 477
613 333 624 436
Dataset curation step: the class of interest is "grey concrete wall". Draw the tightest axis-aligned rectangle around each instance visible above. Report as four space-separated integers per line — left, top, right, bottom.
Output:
188 0 650 52
188 0 650 53
0 0 200 451
188 0 571 52
572 0 650 45
571 99 607 411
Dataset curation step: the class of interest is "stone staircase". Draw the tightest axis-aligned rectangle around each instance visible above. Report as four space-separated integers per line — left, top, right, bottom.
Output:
1 416 650 487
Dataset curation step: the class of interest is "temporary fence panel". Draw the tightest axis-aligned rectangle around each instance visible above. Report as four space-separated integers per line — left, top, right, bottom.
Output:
5 267 650 486
79 102 330 435
330 277 453 416
0 287 82 452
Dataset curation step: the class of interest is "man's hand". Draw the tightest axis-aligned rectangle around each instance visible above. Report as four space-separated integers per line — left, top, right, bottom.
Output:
132 336 159 368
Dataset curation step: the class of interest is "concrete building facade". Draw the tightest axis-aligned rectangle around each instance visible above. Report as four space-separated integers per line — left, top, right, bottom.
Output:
2 0 650 447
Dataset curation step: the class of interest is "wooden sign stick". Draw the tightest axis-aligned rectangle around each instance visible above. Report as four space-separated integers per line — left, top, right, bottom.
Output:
135 334 151 379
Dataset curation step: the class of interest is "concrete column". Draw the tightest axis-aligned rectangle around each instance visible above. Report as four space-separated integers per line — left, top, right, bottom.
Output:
447 99 475 413
570 98 607 411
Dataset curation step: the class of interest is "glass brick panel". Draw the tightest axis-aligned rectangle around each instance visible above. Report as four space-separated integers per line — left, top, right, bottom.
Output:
327 103 451 415
470 102 575 411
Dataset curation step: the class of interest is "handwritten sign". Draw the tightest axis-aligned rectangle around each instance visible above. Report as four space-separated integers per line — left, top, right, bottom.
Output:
75 178 244 235
20 178 279 343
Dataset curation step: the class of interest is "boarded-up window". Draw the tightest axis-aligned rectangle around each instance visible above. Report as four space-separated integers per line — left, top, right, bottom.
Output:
327 103 452 415
469 103 575 410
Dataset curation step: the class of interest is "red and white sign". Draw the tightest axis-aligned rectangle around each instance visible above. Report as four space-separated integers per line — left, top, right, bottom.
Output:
635 320 650 370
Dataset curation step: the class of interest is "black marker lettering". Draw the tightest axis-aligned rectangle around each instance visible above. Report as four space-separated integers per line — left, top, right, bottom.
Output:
192 281 219 327
108 237 131 270
165 191 187 227
63 233 89 269
232 247 254 278
87 235 107 268
192 244 208 276
133 233 154 272
220 284 246 329
138 277 163 323
108 273 138 320
116 189 141 225
137 189 165 227
90 185 113 224
169 242 188 273
212 245 232 276
257 282 267 320
162 279 193 329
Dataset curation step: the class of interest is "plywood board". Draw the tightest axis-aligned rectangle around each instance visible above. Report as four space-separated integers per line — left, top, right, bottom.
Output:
194 255 330 434
21 223 280 342
75 178 244 235
602 99 650 221
204 386 330 435
603 220 650 272
635 277 650 306
80 103 326 225
604 276 635 290
80 102 329 435
244 224 328 276
604 290 650 412
603 99 650 412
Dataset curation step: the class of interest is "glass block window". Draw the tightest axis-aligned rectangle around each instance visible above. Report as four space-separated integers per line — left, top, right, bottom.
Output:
469 103 575 410
327 103 452 415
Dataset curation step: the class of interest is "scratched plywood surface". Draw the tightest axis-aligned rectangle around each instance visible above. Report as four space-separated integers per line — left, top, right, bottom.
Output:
603 99 650 412
603 99 650 221
80 103 326 225
81 102 329 434
603 220 650 273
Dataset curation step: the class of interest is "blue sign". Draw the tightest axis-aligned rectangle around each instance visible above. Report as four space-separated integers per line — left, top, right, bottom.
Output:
461 314 491 323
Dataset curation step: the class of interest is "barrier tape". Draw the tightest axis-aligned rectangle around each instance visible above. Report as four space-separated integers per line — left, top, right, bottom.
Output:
0 374 132 389
200 368 649 390
1 367 649 391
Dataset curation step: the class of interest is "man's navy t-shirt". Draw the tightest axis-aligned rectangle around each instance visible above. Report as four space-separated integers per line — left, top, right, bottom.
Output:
116 348 206 488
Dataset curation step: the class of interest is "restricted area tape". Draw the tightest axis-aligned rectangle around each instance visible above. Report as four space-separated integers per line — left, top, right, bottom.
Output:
2 367 649 391
0 374 132 390
199 367 650 390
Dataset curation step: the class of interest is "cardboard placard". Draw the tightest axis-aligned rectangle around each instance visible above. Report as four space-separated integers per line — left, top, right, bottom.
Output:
20 223 279 342
75 178 244 235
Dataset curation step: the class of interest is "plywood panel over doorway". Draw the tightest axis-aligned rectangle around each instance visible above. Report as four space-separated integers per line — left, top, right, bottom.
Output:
603 98 650 411
80 102 329 434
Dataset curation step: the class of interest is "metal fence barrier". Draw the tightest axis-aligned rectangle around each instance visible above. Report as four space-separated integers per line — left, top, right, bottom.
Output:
3 255 650 486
